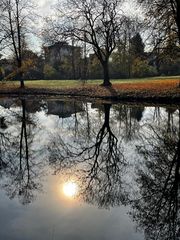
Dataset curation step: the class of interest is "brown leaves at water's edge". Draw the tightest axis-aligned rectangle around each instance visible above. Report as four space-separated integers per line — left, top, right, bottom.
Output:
71 79 180 98
0 79 179 101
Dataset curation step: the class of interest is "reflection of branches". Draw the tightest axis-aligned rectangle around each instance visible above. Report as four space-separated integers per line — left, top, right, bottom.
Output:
153 106 161 123
166 107 177 134
80 104 126 208
0 99 43 204
0 120 9 171
112 105 144 141
49 104 127 208
131 110 180 240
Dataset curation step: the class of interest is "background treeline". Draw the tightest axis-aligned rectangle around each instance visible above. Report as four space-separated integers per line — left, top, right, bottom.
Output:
0 0 180 82
1 32 179 81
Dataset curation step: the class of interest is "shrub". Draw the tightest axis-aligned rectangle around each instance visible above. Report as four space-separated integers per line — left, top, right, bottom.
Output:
132 58 157 78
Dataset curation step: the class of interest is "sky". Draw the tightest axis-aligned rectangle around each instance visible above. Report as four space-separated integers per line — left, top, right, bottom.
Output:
37 0 141 18
38 0 55 16
29 0 55 52
2 0 142 55
31 0 142 52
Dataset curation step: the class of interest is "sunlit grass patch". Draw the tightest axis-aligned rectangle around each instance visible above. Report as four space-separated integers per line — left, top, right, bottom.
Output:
113 79 180 91
0 77 179 99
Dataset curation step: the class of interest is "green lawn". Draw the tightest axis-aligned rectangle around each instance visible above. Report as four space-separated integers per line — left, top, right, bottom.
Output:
1 76 179 89
0 76 179 102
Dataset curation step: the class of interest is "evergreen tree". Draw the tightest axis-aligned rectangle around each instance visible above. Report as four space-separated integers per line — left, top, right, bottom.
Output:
130 33 145 59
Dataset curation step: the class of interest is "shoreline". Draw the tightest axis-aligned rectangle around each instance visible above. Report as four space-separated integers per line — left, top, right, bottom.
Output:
0 86 179 104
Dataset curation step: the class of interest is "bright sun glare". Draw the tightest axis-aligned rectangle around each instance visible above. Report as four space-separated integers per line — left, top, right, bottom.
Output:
63 182 78 198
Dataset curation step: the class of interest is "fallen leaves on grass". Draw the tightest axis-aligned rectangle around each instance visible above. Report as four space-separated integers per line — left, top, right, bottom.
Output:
113 79 179 92
0 78 179 100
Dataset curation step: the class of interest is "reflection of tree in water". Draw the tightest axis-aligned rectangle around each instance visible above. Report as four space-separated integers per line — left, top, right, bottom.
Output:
0 117 8 170
130 109 180 240
0 99 43 204
112 105 144 141
49 104 127 208
166 107 177 134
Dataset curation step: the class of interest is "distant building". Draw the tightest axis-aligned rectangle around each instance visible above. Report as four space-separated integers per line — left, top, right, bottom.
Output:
44 42 80 65
47 100 84 118
44 42 82 79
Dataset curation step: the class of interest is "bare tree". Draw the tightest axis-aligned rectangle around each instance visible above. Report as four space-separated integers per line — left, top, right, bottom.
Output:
139 0 180 44
0 0 36 88
45 0 126 86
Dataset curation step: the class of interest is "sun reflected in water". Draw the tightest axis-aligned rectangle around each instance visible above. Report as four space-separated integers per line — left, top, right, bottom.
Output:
63 181 78 198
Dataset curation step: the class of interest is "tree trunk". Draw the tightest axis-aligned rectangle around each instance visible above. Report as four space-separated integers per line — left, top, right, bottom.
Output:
20 75 24 88
18 60 24 88
102 61 111 86
104 104 111 127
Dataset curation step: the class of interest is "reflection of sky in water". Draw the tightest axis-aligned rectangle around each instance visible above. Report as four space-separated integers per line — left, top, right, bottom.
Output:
0 98 179 240
0 174 142 240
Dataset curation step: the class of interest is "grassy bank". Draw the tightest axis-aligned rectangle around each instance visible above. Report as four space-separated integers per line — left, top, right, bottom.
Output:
0 76 180 103
0 75 180 89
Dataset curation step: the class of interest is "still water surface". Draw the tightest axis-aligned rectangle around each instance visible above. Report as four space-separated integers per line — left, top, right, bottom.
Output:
0 97 179 240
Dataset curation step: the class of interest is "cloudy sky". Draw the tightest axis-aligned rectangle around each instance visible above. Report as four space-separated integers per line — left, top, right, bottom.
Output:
37 0 140 16
31 0 142 52
38 0 55 15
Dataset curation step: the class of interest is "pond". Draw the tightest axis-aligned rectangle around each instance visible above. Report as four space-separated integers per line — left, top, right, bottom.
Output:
0 97 179 240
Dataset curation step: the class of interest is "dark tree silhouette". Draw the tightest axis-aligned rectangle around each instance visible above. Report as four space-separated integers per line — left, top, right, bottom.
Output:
130 109 180 240
0 99 43 204
139 0 180 44
0 118 8 171
49 104 127 208
44 0 127 86
0 0 36 87
112 104 144 141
